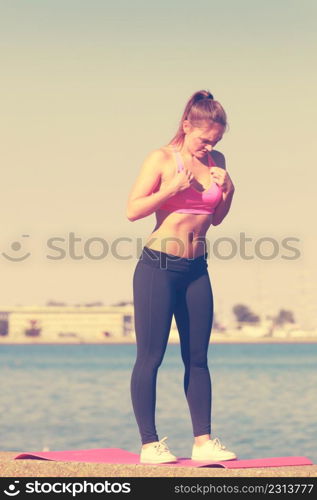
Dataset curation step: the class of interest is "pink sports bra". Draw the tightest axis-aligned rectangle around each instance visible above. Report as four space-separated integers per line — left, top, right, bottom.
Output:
158 147 223 215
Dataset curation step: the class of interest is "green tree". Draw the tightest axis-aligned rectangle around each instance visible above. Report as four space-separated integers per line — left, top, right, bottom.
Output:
232 304 260 325
271 309 295 326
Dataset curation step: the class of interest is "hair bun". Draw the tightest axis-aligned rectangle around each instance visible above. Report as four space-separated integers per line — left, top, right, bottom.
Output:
195 90 214 102
205 91 214 100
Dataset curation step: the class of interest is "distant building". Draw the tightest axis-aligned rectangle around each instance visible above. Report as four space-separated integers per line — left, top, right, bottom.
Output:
0 305 135 342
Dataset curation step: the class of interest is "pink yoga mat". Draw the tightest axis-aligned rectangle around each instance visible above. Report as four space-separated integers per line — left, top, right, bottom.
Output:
14 449 313 468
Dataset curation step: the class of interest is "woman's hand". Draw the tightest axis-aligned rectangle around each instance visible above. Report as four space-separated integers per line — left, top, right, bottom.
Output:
168 168 194 194
210 166 235 195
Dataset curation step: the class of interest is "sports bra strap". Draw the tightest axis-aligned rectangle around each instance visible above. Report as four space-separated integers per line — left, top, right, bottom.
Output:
208 152 217 167
173 147 184 173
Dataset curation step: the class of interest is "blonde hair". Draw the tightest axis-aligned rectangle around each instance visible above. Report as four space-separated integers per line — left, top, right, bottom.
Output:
168 90 228 148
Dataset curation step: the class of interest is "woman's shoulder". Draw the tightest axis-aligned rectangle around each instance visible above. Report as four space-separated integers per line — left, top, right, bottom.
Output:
144 146 174 169
137 147 174 179
148 145 174 159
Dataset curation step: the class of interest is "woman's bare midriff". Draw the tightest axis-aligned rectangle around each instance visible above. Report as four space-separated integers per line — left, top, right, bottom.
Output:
144 209 213 259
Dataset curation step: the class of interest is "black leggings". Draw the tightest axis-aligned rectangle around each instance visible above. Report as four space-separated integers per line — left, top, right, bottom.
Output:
130 246 214 445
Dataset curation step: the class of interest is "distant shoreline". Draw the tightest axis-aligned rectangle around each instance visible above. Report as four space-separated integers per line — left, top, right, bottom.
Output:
1 336 317 345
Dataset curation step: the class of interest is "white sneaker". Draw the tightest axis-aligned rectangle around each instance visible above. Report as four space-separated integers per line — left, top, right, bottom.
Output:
191 437 237 461
140 436 177 464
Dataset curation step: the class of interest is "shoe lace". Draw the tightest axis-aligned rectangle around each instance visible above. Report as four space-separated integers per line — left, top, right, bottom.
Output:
212 437 226 450
155 436 170 455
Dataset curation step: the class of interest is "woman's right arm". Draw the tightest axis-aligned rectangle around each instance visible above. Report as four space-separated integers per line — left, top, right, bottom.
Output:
126 149 178 221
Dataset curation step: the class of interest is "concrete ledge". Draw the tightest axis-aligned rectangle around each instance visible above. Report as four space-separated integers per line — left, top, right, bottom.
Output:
1 452 316 477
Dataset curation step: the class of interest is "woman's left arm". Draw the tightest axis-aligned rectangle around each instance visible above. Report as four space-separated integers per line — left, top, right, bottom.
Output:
210 166 235 226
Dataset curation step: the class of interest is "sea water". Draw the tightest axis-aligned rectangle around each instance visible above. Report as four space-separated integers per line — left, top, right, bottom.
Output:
1 343 316 462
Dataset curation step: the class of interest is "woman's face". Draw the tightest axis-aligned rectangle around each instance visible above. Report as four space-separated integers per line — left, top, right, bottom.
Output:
183 121 225 158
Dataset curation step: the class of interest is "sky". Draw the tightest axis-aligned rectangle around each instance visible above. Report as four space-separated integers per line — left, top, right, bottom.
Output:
1 0 316 328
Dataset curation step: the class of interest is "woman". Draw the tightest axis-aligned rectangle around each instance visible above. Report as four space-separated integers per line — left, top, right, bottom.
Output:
127 90 236 464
